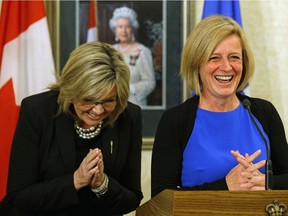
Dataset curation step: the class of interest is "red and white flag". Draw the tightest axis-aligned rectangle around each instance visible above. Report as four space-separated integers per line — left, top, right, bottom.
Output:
0 0 55 200
86 0 98 42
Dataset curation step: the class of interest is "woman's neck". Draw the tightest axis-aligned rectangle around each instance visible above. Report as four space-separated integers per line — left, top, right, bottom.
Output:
119 40 134 46
199 94 240 112
118 41 136 53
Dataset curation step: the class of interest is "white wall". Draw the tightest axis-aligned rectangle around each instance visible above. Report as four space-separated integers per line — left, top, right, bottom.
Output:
241 0 288 138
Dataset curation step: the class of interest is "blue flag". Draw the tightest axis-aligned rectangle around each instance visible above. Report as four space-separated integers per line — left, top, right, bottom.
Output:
202 0 242 26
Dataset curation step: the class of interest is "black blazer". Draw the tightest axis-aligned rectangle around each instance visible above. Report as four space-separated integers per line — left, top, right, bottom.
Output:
1 90 143 216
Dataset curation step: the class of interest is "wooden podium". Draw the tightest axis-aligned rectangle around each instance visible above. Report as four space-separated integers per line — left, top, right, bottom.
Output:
136 189 288 215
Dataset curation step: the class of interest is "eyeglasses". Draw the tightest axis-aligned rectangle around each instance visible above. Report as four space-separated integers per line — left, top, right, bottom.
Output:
80 98 117 110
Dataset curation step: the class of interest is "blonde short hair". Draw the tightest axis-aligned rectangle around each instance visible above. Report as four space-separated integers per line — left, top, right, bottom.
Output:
180 15 255 95
50 41 130 125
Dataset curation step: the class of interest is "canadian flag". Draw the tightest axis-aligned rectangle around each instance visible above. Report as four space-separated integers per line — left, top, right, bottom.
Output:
0 0 55 199
86 0 98 42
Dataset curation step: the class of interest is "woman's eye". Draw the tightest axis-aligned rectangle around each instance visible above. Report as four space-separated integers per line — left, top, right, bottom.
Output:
210 56 219 60
231 55 241 59
83 98 94 103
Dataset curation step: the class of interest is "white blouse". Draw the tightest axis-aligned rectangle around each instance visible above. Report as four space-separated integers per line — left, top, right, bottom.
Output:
113 43 156 106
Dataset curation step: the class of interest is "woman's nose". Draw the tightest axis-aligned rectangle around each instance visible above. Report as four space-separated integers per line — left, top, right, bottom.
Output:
219 59 232 72
91 104 105 114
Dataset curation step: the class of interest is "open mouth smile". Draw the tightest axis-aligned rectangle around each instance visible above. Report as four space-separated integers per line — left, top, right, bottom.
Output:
215 75 233 83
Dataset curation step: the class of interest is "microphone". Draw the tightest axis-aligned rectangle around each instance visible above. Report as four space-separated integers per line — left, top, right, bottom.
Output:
242 99 273 190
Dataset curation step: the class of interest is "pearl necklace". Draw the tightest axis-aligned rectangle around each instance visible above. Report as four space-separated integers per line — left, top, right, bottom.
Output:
118 44 131 53
74 121 103 139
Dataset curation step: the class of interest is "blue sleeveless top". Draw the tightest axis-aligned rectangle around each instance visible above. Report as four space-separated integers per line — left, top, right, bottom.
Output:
182 104 269 187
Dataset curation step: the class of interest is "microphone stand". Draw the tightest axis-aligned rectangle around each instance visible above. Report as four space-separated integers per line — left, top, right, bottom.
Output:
242 99 273 190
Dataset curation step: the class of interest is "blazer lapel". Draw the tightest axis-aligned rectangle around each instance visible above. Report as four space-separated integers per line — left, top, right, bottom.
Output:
55 114 76 173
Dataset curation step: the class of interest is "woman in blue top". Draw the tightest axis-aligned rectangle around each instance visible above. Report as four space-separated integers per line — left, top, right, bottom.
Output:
151 15 288 197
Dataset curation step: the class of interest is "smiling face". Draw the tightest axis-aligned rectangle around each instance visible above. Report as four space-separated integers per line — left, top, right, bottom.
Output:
199 34 243 101
73 87 117 128
115 18 133 43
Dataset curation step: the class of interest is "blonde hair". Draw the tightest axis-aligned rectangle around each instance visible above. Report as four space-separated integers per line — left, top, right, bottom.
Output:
180 15 255 95
50 41 130 125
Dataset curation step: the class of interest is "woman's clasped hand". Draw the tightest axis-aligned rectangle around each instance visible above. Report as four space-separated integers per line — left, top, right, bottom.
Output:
227 150 266 190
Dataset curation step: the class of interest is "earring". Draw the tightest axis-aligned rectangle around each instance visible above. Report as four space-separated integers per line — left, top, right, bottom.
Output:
115 36 119 42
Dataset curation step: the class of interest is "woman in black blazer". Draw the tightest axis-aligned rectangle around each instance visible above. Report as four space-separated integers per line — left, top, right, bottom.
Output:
1 42 143 215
